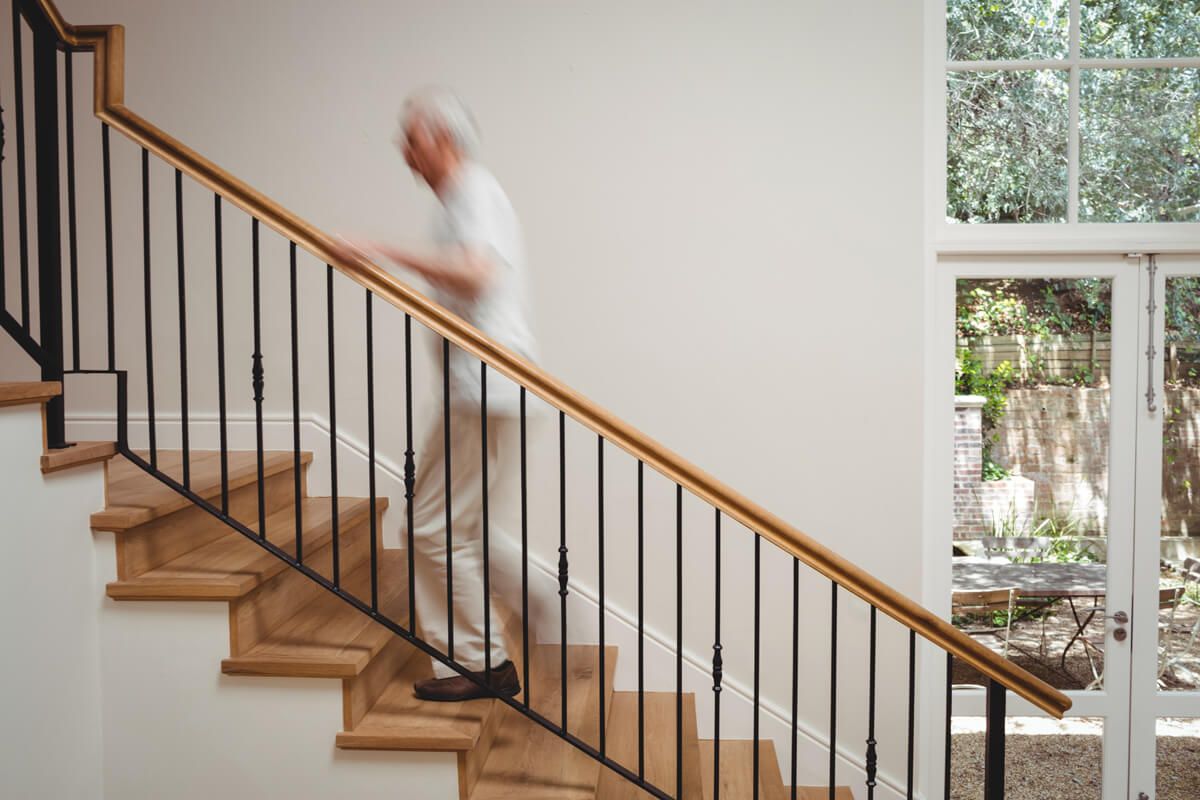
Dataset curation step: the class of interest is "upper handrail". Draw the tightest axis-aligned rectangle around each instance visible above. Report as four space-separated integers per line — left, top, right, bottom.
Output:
35 0 1069 717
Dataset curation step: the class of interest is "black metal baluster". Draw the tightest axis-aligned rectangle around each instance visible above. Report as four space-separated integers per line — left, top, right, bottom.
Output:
366 290 378 611
289 243 302 562
142 149 157 469
251 220 265 538
213 195 228 514
11 4 29 331
481 363 491 675
404 314 416 630
520 386 530 707
637 459 645 780
983 680 1006 800
676 483 684 800
598 434 606 758
753 534 761 800
443 338 453 658
791 557 799 800
103 125 114 372
907 630 916 800
866 606 878 800
713 509 722 800
64 52 79 371
558 409 568 732
944 654 952 800
1 88 6 313
829 582 838 800
32 14 66 450
326 264 339 584
174 170 190 489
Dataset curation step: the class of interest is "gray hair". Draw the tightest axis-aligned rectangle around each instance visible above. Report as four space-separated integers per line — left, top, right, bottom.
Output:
403 87 480 157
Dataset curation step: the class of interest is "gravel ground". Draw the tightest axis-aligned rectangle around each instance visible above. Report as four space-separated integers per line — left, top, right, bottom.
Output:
950 727 1200 800
950 601 1200 798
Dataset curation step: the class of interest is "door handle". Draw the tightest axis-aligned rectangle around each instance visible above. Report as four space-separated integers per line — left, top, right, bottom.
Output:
1108 611 1129 625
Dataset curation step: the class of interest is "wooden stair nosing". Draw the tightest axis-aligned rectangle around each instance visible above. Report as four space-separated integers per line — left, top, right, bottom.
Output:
105 495 385 601
91 449 315 531
0 381 61 408
220 552 408 679
41 440 118 473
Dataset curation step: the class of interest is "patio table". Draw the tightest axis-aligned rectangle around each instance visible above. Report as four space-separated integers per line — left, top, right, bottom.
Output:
952 561 1108 667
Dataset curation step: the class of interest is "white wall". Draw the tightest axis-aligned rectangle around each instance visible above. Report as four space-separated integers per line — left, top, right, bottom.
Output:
0 403 106 800
12 1 928 794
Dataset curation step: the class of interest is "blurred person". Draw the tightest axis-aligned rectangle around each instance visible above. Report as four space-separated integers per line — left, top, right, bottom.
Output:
334 87 536 702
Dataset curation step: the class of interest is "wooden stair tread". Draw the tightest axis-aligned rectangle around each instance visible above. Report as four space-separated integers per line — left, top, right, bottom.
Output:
698 739 787 800
41 440 118 473
336 652 500 751
0 381 60 408
222 551 408 678
106 496 383 600
93 449 313 530
469 644 618 800
595 691 702 799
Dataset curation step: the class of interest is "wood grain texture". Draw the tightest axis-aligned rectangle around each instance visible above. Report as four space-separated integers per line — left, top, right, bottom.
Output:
343 632 418 731
105 496 380 601
595 692 702 800
698 739 786 800
91 450 311 531
222 552 407 678
0 381 60 407
468 644 618 800
41 441 117 473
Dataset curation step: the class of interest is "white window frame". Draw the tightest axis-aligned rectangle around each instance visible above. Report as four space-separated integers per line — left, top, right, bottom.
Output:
926 0 1200 254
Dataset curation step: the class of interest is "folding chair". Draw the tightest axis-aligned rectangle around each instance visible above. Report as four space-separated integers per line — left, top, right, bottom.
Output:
952 587 1018 659
1082 586 1182 691
1159 558 1200 685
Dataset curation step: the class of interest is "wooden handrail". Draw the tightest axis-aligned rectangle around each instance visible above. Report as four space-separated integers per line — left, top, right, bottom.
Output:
36 0 1070 718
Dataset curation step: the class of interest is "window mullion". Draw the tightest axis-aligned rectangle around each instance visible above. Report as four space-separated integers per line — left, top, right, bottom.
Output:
1068 0 1081 224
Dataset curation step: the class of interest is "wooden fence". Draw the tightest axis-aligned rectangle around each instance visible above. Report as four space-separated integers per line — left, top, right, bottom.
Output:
958 334 1200 383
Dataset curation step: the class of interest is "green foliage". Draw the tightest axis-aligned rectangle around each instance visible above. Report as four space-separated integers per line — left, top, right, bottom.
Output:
957 278 1112 338
946 0 1200 223
956 347 1016 478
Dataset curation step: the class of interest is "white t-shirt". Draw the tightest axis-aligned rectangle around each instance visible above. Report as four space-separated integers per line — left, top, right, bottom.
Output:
431 161 535 414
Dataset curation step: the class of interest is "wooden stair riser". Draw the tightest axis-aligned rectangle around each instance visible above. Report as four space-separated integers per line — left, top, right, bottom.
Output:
110 466 304 580
343 633 419 731
228 508 380 656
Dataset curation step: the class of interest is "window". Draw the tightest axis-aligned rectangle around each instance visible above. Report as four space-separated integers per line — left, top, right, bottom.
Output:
946 1 1200 224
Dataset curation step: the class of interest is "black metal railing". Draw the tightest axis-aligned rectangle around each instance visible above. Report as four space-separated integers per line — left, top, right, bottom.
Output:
0 3 1036 799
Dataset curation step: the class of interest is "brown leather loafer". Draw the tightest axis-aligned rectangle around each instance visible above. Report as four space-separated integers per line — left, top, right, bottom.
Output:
413 660 521 702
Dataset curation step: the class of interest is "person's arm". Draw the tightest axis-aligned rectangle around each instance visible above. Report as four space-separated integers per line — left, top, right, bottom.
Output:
332 236 497 301
373 242 496 300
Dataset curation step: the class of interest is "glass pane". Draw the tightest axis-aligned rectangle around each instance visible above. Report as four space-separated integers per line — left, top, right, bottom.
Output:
1157 718 1200 799
1160 277 1200 692
1080 69 1200 222
1082 0 1200 59
953 279 1111 692
950 717 1104 799
948 71 1069 223
947 0 1070 61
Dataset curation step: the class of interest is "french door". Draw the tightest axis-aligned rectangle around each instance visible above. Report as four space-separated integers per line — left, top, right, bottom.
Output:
1128 253 1200 800
944 252 1200 800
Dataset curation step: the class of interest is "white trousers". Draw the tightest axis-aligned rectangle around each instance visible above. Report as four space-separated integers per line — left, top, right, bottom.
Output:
407 406 522 678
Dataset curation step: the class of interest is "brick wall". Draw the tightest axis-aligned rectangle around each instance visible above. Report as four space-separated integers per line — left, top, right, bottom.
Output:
953 396 1035 540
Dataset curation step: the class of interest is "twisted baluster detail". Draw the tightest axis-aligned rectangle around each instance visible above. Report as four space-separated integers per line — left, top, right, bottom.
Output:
251 353 264 404
558 545 569 597
712 643 723 693
866 737 878 794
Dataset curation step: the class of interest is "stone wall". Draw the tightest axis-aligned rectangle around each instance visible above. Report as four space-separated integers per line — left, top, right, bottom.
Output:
988 387 1200 538
954 396 1036 540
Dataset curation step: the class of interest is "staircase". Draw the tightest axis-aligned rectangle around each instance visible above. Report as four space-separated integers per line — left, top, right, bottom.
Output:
1 1 1072 797
3 382 847 799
